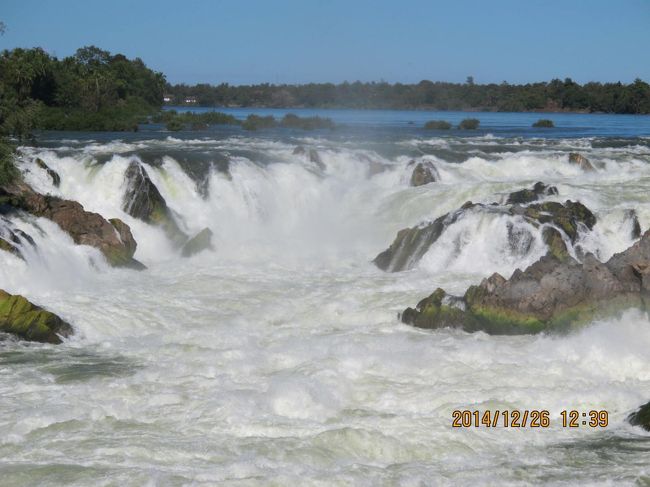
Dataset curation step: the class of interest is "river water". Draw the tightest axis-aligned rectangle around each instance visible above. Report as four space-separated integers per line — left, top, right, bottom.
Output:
2 110 650 485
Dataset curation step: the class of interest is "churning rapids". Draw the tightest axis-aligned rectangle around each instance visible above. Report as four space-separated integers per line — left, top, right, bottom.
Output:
3 113 650 485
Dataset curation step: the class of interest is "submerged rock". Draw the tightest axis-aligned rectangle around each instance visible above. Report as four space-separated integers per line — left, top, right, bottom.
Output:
506 181 558 205
0 180 143 269
401 230 650 335
374 196 595 272
628 401 650 431
181 227 214 257
0 289 73 343
122 161 188 247
293 146 325 169
409 161 438 187
35 158 61 187
568 153 595 171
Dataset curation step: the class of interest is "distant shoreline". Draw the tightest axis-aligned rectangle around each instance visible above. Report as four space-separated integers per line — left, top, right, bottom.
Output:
164 104 628 116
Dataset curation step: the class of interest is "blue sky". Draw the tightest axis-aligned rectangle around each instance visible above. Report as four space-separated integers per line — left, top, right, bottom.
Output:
1 0 649 85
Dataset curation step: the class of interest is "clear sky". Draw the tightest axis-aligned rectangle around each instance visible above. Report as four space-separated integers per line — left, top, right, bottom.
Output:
1 0 649 85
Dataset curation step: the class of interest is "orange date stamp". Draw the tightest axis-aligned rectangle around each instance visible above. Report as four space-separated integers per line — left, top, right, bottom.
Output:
452 410 609 428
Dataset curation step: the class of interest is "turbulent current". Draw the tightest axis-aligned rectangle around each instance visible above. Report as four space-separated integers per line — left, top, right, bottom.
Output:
2 111 650 485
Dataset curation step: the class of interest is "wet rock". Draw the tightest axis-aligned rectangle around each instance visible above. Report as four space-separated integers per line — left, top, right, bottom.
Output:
506 182 558 205
181 227 214 257
568 153 595 171
409 161 438 187
375 197 594 272
628 401 650 431
35 158 61 187
0 220 36 260
519 200 596 243
0 289 73 343
374 208 468 272
293 146 325 169
122 161 188 247
625 209 642 239
542 226 570 261
401 230 650 334
0 180 143 269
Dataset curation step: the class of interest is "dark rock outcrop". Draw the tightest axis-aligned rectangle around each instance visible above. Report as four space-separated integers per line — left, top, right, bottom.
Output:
628 401 650 431
181 227 214 257
0 219 36 260
401 230 650 335
626 209 642 239
375 198 595 272
293 146 325 169
122 161 188 247
0 180 143 268
35 158 61 187
568 153 595 171
0 289 73 343
409 161 439 187
506 182 558 205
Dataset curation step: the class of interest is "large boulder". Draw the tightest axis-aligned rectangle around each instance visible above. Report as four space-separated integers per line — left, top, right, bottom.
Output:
122 161 188 247
0 180 144 269
568 153 595 171
374 197 595 272
0 289 73 343
409 161 439 187
401 230 650 334
506 182 558 205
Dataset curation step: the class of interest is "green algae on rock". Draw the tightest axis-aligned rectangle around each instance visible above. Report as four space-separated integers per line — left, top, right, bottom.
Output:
0 290 73 343
401 231 650 335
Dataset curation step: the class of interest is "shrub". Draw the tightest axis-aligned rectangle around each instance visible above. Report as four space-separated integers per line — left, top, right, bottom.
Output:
280 113 335 130
458 118 480 130
166 118 184 131
424 120 452 130
0 140 18 186
242 114 277 131
532 119 554 128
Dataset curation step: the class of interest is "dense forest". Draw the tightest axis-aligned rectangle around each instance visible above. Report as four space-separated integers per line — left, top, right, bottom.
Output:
0 46 165 136
166 78 650 114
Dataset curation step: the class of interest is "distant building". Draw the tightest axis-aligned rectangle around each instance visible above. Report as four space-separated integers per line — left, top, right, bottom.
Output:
184 96 197 104
163 94 174 103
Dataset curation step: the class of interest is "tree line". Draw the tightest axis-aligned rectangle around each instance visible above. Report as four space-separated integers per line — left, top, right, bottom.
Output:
0 45 165 136
165 78 650 114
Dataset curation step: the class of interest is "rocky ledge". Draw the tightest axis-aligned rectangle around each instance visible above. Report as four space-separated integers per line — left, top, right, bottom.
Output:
374 182 596 272
0 290 73 343
0 179 144 269
401 229 650 335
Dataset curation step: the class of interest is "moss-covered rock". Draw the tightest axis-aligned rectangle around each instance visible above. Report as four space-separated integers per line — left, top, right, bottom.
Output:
519 200 596 243
401 231 650 335
0 290 73 343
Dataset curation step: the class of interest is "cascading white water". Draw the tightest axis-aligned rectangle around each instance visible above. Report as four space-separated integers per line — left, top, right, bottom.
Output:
3 132 650 485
